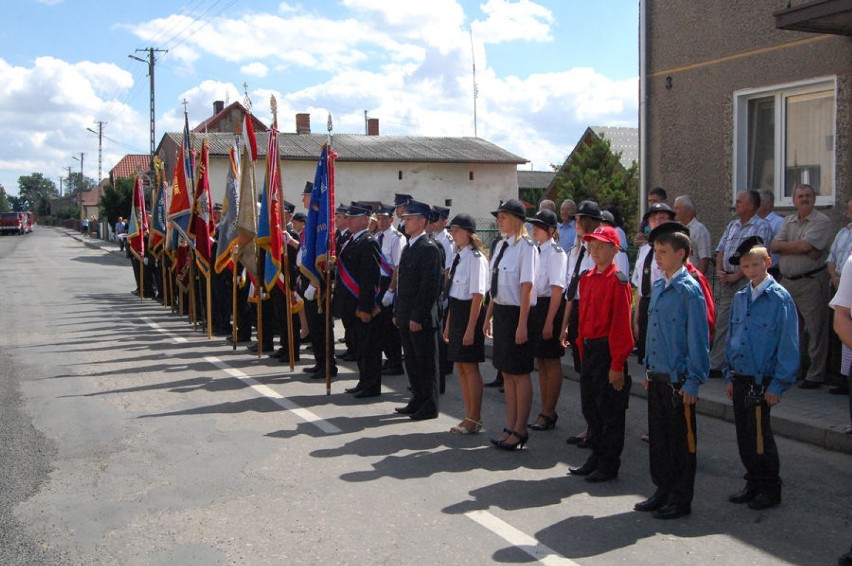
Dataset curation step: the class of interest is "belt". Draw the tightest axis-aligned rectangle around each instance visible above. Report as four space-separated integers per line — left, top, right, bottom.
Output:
784 265 826 281
646 371 674 382
733 373 772 386
583 336 608 346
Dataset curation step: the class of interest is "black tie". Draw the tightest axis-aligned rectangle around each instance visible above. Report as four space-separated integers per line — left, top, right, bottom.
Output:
446 251 462 298
564 245 586 300
377 232 384 247
641 247 654 296
490 240 509 298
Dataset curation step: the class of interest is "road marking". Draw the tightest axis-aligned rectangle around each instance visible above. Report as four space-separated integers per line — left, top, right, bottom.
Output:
140 317 341 434
465 510 580 566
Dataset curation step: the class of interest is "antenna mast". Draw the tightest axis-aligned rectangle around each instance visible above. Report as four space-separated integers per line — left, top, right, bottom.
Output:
470 28 478 138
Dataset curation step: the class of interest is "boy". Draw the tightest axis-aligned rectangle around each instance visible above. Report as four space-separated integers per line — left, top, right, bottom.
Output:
635 223 709 520
568 226 633 482
724 236 798 510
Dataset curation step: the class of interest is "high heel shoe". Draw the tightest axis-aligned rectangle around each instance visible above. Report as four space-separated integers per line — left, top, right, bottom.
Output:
497 432 529 451
490 428 513 447
450 418 483 435
529 413 558 431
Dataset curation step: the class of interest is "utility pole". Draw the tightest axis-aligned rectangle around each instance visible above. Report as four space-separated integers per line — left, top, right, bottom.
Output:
87 122 106 183
71 154 84 187
129 47 167 192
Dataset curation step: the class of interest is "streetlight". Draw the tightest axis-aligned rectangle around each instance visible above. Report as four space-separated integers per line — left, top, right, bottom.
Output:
86 123 105 183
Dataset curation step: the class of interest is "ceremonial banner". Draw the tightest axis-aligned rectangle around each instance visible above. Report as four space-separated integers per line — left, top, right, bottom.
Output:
168 114 193 241
215 143 240 274
149 157 167 256
299 145 330 290
235 111 258 279
189 138 214 274
257 127 283 293
127 175 148 260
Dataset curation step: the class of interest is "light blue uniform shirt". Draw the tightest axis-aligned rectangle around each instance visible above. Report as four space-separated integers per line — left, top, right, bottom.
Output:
644 267 710 397
557 220 576 253
723 276 799 396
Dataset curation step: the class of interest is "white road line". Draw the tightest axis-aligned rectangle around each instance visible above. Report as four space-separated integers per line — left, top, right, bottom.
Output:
140 317 341 434
465 510 580 566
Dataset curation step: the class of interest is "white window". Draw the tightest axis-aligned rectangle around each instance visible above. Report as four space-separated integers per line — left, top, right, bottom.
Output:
734 77 836 206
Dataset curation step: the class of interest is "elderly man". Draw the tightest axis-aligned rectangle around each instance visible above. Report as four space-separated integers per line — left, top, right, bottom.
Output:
771 184 833 389
558 199 577 252
709 190 775 377
674 195 712 274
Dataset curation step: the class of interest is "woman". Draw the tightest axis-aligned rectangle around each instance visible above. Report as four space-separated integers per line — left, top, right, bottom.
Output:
443 213 489 434
527 210 567 431
483 199 538 450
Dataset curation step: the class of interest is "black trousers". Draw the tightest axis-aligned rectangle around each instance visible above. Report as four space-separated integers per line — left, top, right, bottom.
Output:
567 299 581 372
400 323 439 413
354 316 382 393
211 268 232 333
305 297 336 370
271 286 301 362
235 282 252 341
732 378 781 494
580 338 631 475
636 296 651 361
647 380 697 507
377 307 402 368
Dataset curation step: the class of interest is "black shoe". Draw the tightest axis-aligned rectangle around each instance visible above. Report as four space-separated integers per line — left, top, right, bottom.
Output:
270 348 287 359
344 385 362 394
131 289 140 296
300 334 311 344
568 462 596 477
837 547 852 566
310 368 338 380
530 413 558 431
409 408 438 420
565 434 586 445
728 487 759 504
496 432 529 451
484 378 504 388
394 404 417 415
576 437 591 449
634 493 667 512
353 390 381 399
798 380 821 389
304 364 321 374
280 355 300 363
747 492 781 510
247 343 259 352
652 504 691 520
382 366 405 376
338 351 358 362
829 385 849 395
585 470 617 483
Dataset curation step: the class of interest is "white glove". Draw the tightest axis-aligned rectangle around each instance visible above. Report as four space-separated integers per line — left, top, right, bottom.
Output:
304 285 317 301
381 291 394 307
143 257 149 266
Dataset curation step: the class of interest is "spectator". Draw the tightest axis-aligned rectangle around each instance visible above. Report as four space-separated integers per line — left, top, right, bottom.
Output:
826 197 852 395
603 204 628 252
758 189 784 274
709 190 774 378
114 217 126 252
538 199 556 213
636 186 668 246
557 199 577 253
771 184 833 389
674 195 712 274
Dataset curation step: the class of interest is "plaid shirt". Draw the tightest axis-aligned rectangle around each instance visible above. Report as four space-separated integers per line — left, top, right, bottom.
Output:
715 215 775 273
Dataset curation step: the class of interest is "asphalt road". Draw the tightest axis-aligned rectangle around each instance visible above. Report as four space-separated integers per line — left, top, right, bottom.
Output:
1 227 850 565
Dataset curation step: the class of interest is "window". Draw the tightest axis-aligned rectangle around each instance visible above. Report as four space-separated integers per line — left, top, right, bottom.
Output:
734 77 836 206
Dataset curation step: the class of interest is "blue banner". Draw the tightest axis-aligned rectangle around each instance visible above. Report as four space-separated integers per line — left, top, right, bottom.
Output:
299 145 329 290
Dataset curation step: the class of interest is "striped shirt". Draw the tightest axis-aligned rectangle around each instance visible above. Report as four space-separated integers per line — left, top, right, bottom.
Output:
715 215 775 273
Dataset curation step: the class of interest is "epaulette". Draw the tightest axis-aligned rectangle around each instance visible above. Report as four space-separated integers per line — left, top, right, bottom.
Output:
615 270 629 284
521 235 534 245
551 242 564 253
472 249 481 257
393 230 403 238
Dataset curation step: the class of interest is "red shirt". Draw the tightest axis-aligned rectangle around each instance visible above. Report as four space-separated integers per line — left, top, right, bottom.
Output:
686 261 716 344
576 263 634 371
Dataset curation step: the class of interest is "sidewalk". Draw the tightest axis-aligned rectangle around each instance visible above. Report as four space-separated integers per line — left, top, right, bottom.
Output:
56 226 852 454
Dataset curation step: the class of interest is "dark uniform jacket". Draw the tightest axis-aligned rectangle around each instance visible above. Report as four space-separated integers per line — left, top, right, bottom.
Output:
395 233 443 327
335 230 381 316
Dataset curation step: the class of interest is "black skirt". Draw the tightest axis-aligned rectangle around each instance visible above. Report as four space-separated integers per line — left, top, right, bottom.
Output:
491 303 534 374
529 296 566 359
447 298 485 363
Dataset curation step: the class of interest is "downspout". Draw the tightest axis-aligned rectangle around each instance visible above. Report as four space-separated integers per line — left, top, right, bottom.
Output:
639 0 648 220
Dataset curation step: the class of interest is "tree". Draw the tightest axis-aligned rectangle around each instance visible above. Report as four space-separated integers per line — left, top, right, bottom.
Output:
100 176 134 225
66 172 96 195
550 134 640 239
17 172 58 215
0 184 10 212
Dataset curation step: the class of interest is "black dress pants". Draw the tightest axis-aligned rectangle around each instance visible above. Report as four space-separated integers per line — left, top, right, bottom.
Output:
400 324 439 413
354 316 382 393
647 380 697 507
732 378 781 495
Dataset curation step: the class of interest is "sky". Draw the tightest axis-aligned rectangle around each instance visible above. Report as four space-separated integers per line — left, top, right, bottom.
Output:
0 0 639 196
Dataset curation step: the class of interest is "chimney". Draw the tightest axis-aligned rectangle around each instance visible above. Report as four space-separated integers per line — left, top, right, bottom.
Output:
367 118 380 136
296 113 311 134
213 100 225 114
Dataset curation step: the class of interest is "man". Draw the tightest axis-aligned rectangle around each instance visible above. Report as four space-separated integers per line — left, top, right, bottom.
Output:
771 184 833 389
709 190 774 377
337 202 383 398
558 199 577 252
394 200 444 420
758 188 784 273
636 186 668 246
538 199 556 213
674 195 712 274
430 205 454 390
210 203 232 335
375 204 406 376
114 216 126 251
268 201 301 364
333 204 357 361
394 193 413 239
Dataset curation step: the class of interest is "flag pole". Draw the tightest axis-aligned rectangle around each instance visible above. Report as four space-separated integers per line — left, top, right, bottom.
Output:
325 112 336 395
206 268 212 339
232 255 238 350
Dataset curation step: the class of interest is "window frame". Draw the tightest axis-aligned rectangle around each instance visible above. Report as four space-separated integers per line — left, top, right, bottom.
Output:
733 75 837 207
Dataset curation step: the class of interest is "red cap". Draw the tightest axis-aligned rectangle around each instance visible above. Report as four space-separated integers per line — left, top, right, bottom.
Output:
582 225 620 247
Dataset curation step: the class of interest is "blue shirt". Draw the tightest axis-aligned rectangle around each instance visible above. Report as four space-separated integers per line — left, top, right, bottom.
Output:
723 276 799 395
644 267 710 397
557 220 576 253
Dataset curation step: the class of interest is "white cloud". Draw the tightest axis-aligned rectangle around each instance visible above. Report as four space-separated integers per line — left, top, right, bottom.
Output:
0 57 145 192
473 0 554 44
240 62 268 78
